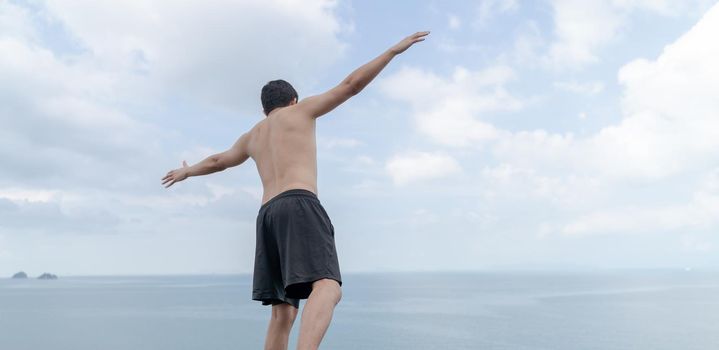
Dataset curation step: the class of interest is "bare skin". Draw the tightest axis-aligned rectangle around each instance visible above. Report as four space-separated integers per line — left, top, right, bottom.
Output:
162 31 429 350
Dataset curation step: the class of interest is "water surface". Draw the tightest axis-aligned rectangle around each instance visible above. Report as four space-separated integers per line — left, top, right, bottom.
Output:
1 270 717 349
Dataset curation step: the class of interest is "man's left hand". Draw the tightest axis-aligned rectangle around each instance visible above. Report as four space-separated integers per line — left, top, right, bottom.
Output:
162 160 190 188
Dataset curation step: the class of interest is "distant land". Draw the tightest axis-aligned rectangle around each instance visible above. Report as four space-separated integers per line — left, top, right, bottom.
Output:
9 271 58 280
37 273 58 280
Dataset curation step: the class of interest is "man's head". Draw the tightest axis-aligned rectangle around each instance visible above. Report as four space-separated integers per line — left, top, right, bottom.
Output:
261 79 298 116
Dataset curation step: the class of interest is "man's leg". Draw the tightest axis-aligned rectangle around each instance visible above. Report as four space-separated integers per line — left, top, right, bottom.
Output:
265 302 299 350
296 278 342 350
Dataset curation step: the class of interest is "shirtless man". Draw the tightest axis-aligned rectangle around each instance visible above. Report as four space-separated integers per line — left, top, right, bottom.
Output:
161 31 429 350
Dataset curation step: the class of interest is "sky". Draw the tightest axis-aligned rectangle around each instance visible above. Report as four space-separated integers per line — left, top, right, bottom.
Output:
1 0 718 276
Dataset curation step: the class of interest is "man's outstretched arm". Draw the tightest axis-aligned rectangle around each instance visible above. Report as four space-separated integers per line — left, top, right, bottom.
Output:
161 132 250 188
296 31 430 118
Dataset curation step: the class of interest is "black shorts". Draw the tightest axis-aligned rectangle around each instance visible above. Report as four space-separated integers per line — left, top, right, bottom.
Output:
252 189 342 308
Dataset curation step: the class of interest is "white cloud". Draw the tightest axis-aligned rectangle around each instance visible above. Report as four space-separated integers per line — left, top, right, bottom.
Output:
554 80 605 95
448 14 461 30
0 188 65 203
546 0 624 67
0 1 37 42
435 39 486 54
0 20 163 190
40 0 347 110
509 20 545 65
380 65 521 147
499 2 719 181
613 0 716 16
561 204 697 236
385 151 461 185
384 3 719 243
318 137 363 149
486 4 719 241
348 155 377 170
355 155 375 166
1 0 346 188
561 170 719 236
681 235 714 252
545 0 714 68
475 0 519 27
587 3 719 179
480 163 604 207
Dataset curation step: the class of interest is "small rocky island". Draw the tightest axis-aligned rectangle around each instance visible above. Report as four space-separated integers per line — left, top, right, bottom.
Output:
37 273 58 280
12 271 28 279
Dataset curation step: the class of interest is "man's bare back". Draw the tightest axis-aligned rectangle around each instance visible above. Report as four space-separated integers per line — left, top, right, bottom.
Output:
246 104 320 205
161 31 429 350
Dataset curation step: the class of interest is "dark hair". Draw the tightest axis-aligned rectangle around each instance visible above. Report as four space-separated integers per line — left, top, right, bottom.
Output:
261 79 298 115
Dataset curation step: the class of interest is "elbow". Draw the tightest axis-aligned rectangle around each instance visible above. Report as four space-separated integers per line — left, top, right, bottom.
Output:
349 82 362 96
210 155 227 172
342 80 362 96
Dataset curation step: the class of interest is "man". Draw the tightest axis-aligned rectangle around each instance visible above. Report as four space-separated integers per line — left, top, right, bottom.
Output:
161 31 429 350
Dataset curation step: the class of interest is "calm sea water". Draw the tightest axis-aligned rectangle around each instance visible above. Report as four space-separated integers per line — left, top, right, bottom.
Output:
1 270 718 350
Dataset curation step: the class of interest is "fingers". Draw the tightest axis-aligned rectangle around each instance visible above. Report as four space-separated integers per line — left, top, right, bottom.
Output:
405 31 429 41
162 174 176 187
406 31 429 46
161 168 183 188
161 170 175 185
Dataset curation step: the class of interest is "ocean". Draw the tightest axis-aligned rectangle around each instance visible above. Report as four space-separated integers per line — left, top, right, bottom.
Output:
1 270 717 349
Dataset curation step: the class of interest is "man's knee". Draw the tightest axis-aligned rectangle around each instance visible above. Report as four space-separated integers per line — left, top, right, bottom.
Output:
312 278 342 304
271 304 298 328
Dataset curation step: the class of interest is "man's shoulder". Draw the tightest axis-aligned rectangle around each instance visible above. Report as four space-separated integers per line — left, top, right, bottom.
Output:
248 117 268 133
241 119 263 145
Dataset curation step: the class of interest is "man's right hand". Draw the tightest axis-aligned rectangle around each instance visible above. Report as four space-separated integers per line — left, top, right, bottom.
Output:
389 31 430 55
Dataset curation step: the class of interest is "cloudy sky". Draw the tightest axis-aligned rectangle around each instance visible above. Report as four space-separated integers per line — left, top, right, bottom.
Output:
1 0 718 276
